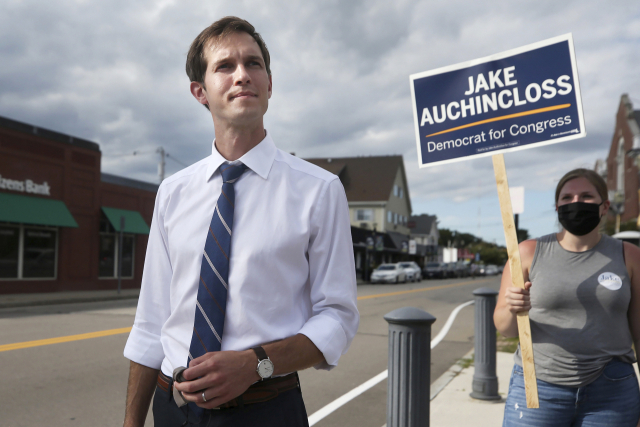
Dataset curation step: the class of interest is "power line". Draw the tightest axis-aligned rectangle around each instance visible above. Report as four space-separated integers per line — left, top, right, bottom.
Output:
106 146 189 182
166 153 188 167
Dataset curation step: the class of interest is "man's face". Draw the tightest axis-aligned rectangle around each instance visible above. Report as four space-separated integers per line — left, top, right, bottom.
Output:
195 31 272 128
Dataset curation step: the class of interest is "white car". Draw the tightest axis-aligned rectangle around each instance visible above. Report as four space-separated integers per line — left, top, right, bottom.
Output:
370 263 407 284
398 262 421 282
478 264 499 276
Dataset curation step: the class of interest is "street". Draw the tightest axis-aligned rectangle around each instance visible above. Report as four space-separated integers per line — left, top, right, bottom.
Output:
0 275 501 427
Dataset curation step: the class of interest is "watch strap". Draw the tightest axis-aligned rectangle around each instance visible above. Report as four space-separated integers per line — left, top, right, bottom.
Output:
252 346 268 361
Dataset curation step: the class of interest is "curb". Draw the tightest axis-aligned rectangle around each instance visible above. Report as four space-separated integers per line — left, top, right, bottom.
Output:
381 349 478 427
430 348 474 401
0 293 140 309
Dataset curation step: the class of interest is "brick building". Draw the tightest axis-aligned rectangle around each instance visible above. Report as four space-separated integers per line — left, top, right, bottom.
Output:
0 115 157 294
604 94 640 222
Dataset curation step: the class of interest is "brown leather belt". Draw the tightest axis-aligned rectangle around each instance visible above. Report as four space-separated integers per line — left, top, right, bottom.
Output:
157 371 300 410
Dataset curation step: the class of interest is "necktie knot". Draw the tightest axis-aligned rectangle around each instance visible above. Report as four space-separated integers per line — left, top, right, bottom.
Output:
220 163 247 184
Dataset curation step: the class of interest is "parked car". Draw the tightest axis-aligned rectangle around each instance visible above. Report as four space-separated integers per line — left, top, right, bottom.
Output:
443 262 458 278
470 263 481 277
478 264 499 275
486 265 499 275
454 262 471 278
423 262 444 279
398 262 421 282
370 263 407 284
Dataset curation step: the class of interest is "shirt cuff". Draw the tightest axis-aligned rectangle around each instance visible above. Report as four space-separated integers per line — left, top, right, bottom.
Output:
123 325 165 369
298 314 348 371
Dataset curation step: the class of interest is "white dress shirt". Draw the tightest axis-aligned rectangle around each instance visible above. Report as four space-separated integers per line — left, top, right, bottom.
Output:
124 133 359 375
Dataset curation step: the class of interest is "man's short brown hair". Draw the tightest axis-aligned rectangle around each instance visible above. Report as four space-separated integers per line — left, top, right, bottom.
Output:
186 16 271 85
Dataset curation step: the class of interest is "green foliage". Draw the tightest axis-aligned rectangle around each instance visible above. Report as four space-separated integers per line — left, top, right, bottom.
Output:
470 243 508 265
457 355 474 368
439 228 508 265
438 228 453 247
438 228 483 247
516 228 530 243
497 332 519 353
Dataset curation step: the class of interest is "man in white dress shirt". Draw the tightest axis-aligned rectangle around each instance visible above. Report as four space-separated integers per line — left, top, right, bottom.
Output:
122 16 359 427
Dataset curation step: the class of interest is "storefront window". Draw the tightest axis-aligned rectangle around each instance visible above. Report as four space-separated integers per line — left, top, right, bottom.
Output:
22 228 56 278
99 234 116 278
121 235 134 277
0 226 19 278
99 233 134 278
0 224 57 280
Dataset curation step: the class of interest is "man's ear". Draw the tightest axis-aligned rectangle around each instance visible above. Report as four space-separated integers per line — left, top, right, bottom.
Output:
268 75 272 99
190 81 208 106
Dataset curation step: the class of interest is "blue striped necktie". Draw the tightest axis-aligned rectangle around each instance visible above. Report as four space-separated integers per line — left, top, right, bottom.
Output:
188 162 247 364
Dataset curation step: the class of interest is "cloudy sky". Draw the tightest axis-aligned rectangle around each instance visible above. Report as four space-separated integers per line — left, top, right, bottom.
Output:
1 0 639 245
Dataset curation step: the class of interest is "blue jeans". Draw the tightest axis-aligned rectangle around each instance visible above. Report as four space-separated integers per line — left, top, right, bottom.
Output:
503 359 640 426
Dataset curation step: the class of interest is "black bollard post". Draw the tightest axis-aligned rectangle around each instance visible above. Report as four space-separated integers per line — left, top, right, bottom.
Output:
385 307 436 427
470 287 501 400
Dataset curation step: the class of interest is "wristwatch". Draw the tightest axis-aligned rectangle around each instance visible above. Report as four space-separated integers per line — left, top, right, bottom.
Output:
252 346 274 380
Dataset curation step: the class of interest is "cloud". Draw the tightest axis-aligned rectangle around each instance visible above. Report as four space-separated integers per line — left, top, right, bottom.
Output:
0 0 638 242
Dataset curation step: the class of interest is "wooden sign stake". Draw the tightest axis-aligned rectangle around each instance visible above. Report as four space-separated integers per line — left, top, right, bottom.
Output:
492 153 539 408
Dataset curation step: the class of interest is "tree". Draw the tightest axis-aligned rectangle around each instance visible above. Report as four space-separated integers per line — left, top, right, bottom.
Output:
438 228 453 247
516 228 530 243
436 227 507 265
438 228 481 247
479 245 508 265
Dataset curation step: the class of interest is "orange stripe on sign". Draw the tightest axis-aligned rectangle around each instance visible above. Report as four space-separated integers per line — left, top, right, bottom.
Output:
425 103 571 138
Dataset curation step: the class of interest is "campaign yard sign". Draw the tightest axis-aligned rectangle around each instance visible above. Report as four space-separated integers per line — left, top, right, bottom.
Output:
410 34 585 168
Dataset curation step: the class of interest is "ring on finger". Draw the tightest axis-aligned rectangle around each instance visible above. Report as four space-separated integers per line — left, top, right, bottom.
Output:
202 391 207 402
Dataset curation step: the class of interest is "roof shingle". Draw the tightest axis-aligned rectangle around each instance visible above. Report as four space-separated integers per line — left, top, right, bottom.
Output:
410 214 437 235
305 156 404 203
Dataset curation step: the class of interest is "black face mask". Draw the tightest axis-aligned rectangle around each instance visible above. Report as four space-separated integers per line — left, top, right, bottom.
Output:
557 202 603 236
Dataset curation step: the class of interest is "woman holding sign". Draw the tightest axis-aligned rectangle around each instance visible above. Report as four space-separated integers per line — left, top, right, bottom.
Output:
495 168 640 426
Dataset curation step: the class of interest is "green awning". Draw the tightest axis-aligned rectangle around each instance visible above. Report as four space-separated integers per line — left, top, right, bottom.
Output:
102 207 150 234
0 192 78 227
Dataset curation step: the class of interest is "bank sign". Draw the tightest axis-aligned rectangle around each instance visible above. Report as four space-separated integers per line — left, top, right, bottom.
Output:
0 174 51 196
410 34 585 168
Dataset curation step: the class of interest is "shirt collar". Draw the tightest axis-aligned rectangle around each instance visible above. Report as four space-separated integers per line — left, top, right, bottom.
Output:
206 131 276 181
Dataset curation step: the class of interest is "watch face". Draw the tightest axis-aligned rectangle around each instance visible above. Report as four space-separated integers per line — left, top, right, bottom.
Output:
257 359 274 378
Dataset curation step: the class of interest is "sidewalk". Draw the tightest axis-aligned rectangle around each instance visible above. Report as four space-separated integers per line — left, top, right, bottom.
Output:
0 288 140 309
430 351 640 427
430 351 512 426
0 277 360 309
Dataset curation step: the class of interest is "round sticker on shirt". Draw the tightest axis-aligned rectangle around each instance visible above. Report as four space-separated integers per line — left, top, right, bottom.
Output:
597 272 623 290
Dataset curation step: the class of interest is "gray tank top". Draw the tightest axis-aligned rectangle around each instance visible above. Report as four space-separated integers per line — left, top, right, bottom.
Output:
514 233 636 387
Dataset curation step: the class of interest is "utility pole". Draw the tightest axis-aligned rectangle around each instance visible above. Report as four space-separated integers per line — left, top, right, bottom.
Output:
131 146 187 183
117 216 125 295
157 147 166 182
